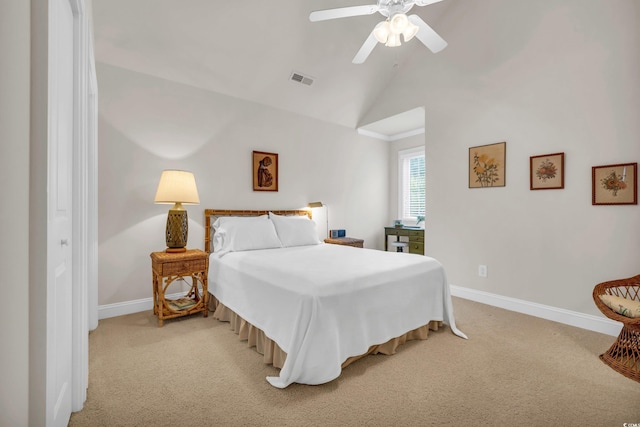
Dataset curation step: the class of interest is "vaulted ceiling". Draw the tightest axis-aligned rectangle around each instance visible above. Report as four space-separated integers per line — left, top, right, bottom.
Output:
91 0 453 137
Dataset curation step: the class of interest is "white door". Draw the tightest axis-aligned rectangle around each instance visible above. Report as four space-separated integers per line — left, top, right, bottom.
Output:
47 0 74 425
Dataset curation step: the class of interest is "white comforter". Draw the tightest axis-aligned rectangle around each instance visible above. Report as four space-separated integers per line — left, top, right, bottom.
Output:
209 244 466 388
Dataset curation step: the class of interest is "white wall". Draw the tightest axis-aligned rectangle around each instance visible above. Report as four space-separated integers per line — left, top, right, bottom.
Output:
363 0 640 317
96 63 389 306
0 2 30 425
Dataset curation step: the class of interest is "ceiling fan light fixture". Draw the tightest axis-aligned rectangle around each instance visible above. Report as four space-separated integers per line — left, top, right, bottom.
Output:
373 20 390 43
309 0 448 64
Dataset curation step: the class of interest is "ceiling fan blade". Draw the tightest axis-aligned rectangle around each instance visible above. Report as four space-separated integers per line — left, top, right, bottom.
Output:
352 24 382 64
412 0 445 6
310 5 379 22
408 14 447 53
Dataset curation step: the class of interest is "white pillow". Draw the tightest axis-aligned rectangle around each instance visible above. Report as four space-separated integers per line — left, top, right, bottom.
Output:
269 212 321 247
212 215 282 255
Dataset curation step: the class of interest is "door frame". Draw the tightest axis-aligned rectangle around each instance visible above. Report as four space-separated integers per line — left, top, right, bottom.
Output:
69 0 97 412
67 0 98 412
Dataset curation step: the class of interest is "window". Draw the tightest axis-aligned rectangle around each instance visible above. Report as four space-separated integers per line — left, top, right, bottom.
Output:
398 147 425 221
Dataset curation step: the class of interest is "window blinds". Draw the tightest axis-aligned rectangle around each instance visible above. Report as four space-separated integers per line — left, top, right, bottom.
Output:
400 150 425 219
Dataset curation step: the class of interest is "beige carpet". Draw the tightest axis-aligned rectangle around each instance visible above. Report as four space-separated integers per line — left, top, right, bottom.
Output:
69 298 640 427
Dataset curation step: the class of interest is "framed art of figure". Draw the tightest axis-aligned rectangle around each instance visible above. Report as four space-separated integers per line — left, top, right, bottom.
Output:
469 142 506 188
253 151 278 192
530 152 564 190
592 162 637 205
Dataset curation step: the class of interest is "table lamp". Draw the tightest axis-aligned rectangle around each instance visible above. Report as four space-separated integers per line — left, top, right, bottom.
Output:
154 170 200 252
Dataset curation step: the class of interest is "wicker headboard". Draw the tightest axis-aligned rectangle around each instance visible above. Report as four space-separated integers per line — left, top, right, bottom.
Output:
204 209 312 253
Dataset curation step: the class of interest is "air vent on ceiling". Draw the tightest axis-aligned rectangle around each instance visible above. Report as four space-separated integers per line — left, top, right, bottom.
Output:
290 71 314 86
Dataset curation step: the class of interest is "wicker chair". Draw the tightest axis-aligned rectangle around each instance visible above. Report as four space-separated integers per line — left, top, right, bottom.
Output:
592 274 640 383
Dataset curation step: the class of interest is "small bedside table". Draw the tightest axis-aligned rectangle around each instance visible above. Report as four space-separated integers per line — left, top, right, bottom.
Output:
324 237 364 248
150 249 209 327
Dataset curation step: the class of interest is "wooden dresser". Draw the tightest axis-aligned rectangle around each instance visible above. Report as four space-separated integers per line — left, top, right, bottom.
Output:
384 227 424 255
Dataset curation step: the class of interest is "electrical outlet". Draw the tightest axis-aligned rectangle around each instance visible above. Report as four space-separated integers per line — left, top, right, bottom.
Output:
478 265 488 278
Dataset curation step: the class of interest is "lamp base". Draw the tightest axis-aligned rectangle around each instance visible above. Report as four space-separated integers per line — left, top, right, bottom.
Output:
165 247 187 253
165 208 188 251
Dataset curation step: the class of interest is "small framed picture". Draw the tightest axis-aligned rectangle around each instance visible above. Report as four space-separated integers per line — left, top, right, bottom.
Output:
469 142 506 188
592 162 637 205
530 152 564 190
252 151 278 192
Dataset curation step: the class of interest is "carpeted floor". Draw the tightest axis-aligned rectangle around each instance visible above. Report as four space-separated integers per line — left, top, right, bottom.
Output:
69 297 640 427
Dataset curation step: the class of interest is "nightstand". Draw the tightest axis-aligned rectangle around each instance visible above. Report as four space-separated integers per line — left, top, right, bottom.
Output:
150 249 209 327
324 237 364 248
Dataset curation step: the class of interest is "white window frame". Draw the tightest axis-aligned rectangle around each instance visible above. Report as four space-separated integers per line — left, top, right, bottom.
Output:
398 146 425 223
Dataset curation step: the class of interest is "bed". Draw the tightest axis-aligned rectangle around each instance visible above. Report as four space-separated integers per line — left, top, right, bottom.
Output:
205 209 466 388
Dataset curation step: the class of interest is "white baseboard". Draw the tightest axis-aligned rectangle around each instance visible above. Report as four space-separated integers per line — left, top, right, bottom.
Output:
99 286 622 337
98 292 185 320
450 285 621 337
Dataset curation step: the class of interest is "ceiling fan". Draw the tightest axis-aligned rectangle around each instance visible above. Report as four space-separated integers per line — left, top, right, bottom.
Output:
309 0 447 64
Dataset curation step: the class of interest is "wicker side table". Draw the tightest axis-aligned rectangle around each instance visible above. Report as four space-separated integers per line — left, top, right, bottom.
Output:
324 237 364 248
150 249 209 327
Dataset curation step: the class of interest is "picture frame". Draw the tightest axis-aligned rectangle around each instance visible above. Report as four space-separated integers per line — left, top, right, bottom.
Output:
469 142 506 188
530 152 565 190
592 162 637 205
252 151 278 192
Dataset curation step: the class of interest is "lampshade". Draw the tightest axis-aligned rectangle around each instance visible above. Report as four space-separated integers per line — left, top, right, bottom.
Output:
385 33 402 47
373 21 391 43
155 170 200 253
154 170 200 205
389 13 409 35
402 21 419 42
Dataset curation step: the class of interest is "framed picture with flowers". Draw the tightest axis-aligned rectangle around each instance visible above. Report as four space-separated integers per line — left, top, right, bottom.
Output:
530 152 564 190
592 162 637 205
469 141 506 188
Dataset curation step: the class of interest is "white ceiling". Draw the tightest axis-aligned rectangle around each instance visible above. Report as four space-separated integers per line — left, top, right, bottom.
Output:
91 0 450 139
